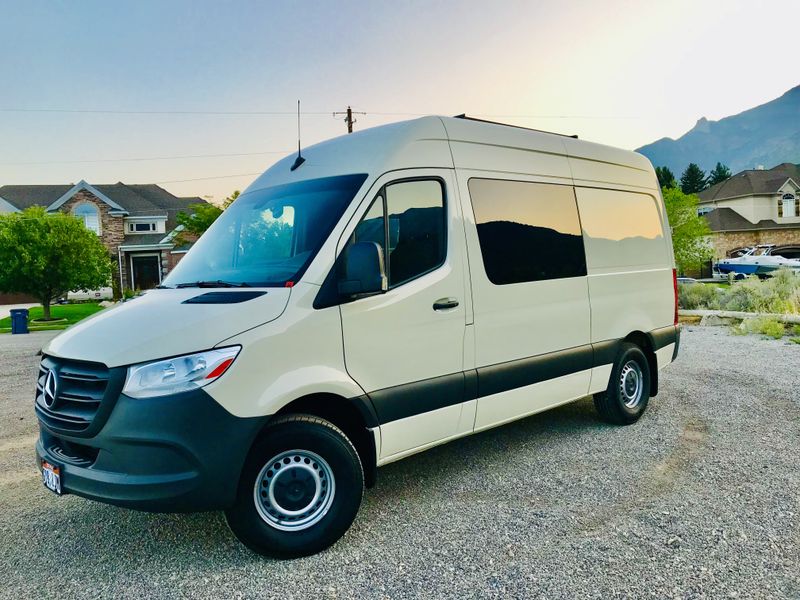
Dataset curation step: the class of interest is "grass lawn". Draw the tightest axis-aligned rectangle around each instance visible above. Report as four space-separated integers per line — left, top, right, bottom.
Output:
0 303 105 333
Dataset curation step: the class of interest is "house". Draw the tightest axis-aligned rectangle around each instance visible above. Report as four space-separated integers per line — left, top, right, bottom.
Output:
0 180 208 291
698 163 800 259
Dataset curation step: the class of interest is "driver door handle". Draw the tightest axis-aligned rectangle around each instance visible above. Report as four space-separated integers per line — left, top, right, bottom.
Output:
433 297 459 311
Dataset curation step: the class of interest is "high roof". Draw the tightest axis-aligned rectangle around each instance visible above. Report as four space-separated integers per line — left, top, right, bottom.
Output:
698 162 800 202
246 115 655 195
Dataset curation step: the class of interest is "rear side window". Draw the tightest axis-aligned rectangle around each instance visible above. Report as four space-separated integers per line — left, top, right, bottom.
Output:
575 188 667 269
349 179 446 288
468 178 586 284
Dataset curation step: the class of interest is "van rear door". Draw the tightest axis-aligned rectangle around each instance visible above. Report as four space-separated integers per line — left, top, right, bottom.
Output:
339 170 471 460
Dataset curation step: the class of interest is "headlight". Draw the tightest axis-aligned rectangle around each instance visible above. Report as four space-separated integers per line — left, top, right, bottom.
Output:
123 347 240 399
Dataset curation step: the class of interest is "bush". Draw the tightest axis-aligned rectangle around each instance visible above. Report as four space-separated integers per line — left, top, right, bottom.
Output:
680 269 800 314
736 317 785 339
678 282 720 309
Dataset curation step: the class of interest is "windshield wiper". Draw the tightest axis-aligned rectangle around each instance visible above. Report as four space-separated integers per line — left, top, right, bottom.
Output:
175 280 252 288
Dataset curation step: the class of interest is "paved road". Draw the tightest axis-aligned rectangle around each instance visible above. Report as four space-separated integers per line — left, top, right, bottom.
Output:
0 328 798 599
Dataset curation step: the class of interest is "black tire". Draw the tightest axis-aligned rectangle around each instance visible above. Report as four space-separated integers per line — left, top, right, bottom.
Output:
225 414 364 558
593 342 651 425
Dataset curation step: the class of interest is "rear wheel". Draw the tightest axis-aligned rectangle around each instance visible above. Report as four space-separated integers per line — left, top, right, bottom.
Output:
225 414 364 558
593 342 651 425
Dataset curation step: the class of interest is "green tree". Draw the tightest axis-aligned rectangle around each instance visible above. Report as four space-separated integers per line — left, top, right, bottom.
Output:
222 190 240 209
707 162 732 187
0 207 113 320
679 163 708 194
175 190 240 243
662 187 713 274
655 166 677 189
175 202 223 240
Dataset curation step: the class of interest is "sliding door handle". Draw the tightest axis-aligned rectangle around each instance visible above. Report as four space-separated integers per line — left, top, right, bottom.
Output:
433 297 459 311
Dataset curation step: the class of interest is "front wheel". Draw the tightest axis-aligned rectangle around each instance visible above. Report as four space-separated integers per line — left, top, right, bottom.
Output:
225 414 364 558
593 342 651 425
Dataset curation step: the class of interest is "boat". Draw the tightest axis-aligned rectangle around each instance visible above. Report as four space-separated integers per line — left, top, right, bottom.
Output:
715 245 800 278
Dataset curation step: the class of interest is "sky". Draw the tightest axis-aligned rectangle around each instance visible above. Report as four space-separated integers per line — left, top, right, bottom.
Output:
1 0 798 202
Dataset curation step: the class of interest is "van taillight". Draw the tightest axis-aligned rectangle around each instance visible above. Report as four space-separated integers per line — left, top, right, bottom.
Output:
672 268 679 325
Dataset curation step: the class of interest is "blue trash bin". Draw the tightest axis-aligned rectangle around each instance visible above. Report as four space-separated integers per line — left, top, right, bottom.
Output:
10 308 29 334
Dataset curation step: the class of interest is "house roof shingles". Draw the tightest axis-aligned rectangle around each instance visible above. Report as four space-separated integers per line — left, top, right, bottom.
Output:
699 163 800 202
705 207 800 232
0 184 73 209
0 182 206 229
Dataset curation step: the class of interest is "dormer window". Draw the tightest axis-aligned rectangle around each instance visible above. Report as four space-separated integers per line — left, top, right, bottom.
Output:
780 193 798 218
73 203 100 235
128 222 157 233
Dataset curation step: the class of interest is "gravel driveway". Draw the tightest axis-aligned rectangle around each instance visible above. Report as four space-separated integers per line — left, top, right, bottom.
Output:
0 328 798 599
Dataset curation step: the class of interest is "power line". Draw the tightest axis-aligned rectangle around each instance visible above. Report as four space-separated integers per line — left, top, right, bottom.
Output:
153 173 262 184
0 108 334 116
0 107 641 119
0 150 292 166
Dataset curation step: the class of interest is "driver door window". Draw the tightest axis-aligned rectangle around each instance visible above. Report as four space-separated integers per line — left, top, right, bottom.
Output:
348 179 446 288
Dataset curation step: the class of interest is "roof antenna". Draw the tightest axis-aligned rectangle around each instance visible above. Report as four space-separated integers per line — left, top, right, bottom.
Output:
291 99 306 171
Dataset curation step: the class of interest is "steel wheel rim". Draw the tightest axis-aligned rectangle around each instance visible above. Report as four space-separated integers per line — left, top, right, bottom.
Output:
619 360 643 409
253 449 336 532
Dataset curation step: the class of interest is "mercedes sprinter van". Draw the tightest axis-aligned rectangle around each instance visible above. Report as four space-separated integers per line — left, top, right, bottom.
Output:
35 116 680 557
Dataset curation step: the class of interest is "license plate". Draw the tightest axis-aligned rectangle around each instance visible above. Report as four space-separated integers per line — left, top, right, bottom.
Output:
41 459 62 495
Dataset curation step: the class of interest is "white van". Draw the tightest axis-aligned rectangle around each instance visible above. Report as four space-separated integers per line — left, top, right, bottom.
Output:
35 116 680 557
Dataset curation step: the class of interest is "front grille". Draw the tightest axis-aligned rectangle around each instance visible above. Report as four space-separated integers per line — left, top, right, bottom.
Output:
35 356 110 434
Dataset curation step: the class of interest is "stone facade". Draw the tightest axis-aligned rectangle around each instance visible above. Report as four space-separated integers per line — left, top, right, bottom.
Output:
59 190 128 287
712 228 800 258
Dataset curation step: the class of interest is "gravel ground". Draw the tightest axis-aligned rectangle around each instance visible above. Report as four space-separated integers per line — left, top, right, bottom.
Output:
0 328 798 599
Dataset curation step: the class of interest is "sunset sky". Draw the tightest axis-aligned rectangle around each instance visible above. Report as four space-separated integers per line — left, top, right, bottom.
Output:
2 0 798 201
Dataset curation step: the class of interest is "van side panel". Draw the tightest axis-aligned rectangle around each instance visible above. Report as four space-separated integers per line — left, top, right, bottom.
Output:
574 186 674 348
562 137 656 190
443 117 573 182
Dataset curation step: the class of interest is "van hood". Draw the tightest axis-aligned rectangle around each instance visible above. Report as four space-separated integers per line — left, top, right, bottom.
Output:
44 288 291 367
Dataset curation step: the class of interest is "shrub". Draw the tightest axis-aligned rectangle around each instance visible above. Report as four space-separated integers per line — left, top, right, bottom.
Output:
678 282 719 309
737 316 785 339
683 269 800 314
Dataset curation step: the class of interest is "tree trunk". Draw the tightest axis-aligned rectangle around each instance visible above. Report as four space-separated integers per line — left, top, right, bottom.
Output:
42 300 51 321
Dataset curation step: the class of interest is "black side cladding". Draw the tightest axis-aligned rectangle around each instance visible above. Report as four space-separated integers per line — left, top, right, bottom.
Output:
360 326 680 426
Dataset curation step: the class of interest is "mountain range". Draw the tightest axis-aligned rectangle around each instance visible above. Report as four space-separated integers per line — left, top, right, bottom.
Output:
636 84 800 176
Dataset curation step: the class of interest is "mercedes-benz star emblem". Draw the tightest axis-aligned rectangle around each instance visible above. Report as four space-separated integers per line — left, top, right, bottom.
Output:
43 369 58 408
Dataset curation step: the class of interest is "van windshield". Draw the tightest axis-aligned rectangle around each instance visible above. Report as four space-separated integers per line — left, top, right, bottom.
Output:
162 173 368 288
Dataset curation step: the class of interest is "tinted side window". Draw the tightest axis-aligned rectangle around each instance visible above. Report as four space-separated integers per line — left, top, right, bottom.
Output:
468 178 586 284
385 180 445 286
346 179 446 288
576 188 667 269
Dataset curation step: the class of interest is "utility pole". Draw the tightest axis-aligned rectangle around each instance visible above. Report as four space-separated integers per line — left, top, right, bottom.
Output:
333 106 366 133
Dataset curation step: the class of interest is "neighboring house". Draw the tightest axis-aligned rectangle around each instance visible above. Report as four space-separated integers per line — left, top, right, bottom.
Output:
698 163 800 258
0 180 207 290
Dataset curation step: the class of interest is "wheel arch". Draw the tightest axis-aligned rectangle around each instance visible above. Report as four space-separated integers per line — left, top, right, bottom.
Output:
624 330 659 397
257 392 379 488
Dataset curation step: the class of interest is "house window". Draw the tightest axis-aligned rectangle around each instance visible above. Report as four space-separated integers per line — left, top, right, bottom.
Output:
128 222 157 232
73 203 100 235
781 193 797 218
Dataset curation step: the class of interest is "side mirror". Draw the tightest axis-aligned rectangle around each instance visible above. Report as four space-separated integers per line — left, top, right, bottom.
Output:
338 241 387 297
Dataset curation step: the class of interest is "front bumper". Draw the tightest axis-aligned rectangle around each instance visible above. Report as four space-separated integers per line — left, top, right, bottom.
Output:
35 388 269 512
